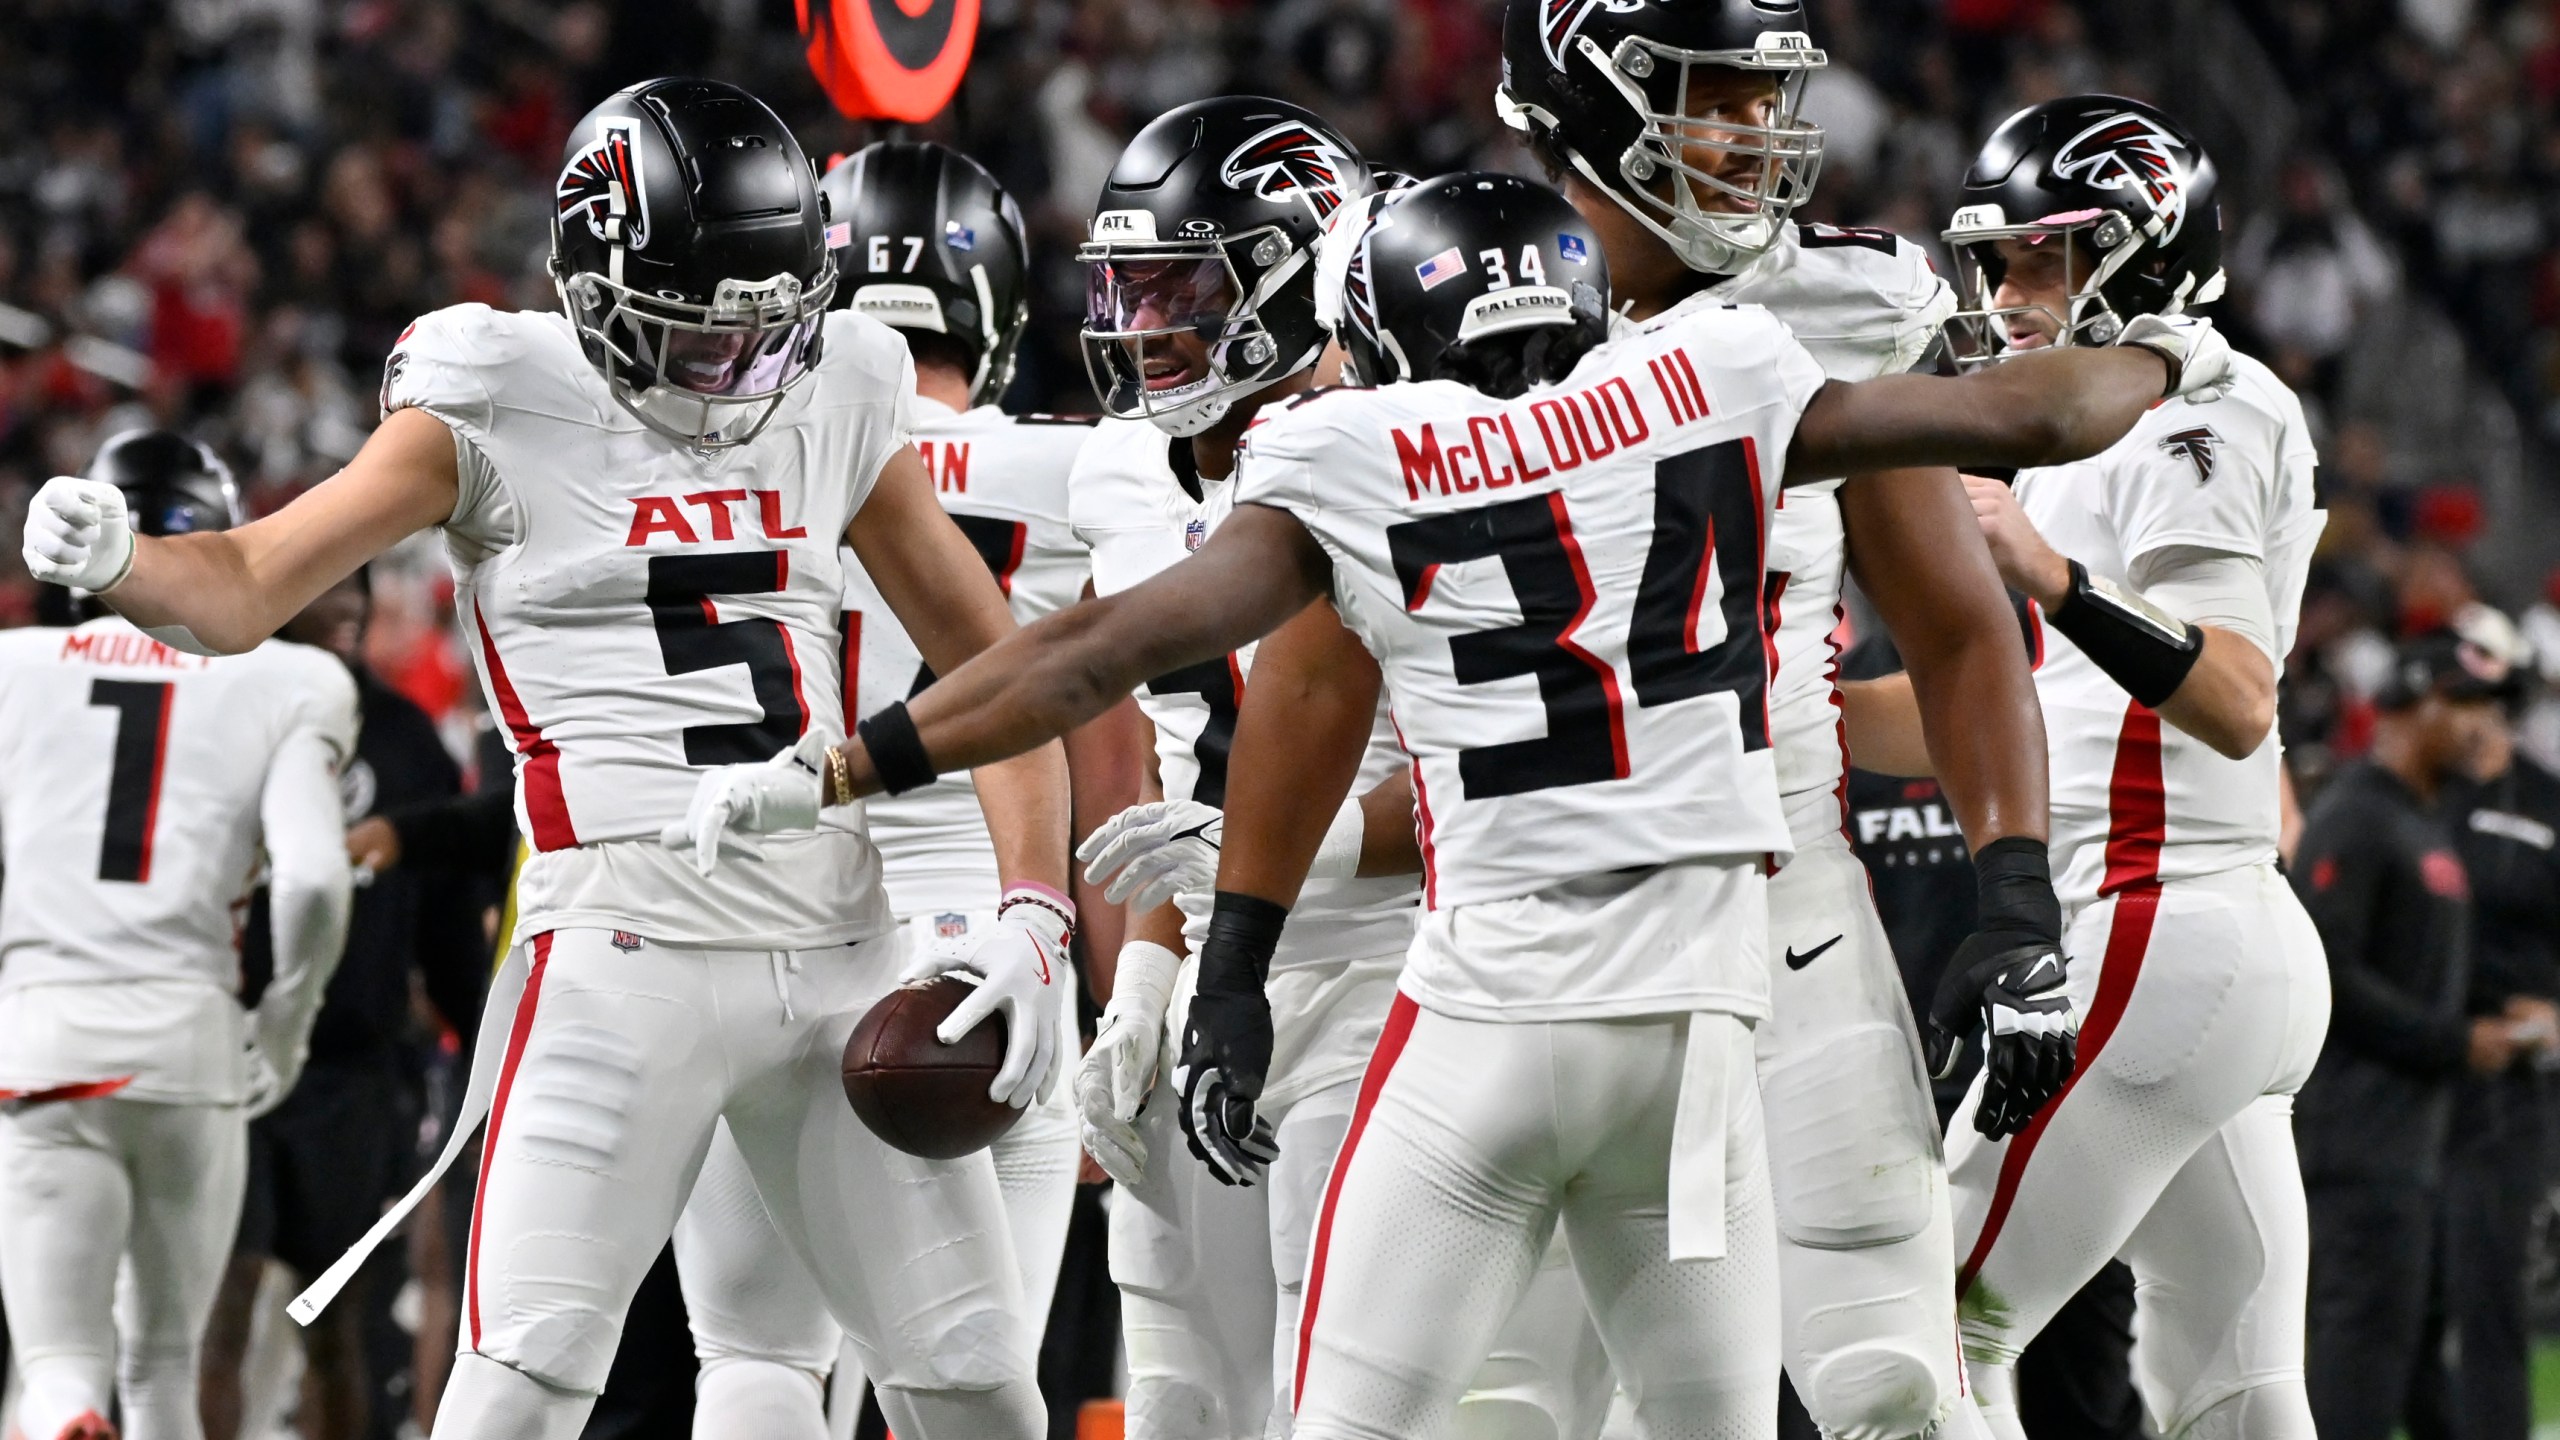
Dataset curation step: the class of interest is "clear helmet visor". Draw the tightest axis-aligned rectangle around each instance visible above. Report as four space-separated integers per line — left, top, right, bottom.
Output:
1077 238 1291 436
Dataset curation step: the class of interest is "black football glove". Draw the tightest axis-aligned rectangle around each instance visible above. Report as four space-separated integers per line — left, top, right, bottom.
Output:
1926 836 2078 1141
1174 892 1286 1186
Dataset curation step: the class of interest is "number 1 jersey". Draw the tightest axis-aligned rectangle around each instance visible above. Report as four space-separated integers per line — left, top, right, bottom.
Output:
386 304 911 949
1233 305 1826 911
0 619 356 1098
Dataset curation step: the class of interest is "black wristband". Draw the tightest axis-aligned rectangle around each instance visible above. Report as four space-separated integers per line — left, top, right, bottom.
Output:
854 701 938 796
1199 891 1290 994
1971 835 2061 943
2045 558 2203 709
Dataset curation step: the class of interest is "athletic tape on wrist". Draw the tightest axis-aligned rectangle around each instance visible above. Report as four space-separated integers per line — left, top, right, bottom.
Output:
1970 835 2062 944
854 700 938 796
1200 891 1289 992
2045 558 2203 709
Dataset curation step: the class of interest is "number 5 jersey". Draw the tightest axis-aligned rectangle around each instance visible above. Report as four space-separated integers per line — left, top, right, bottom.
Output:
385 303 913 949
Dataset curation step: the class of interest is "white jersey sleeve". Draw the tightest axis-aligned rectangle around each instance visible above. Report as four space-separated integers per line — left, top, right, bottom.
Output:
1072 418 1420 970
0 623 357 1101
843 403 1095 918
1651 224 1957 841
386 304 908 949
2016 353 2323 904
1236 305 1823 1014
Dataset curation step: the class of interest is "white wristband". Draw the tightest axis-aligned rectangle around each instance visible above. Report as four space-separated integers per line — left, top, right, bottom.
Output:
1109 940 1181 1020
1306 797 1365 881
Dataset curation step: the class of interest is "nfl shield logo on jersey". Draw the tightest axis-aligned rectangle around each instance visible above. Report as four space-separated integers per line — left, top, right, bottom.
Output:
1185 519 1208 551
934 913 970 939
610 931 643 953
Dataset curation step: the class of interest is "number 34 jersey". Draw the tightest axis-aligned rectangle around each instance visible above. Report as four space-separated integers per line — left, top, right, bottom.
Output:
1234 306 1826 913
386 304 912 949
839 397 1094 918
0 619 356 1098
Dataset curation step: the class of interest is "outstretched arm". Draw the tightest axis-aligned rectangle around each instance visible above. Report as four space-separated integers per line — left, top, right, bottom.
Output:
79 407 458 654
1787 346 2174 483
1214 599 1414 908
851 446 1070 894
836 503 1333 798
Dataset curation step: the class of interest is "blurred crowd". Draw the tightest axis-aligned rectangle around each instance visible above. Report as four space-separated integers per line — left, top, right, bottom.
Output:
7 0 2560 1433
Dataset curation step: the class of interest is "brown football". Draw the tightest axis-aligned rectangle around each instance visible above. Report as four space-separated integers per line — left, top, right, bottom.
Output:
841 974 1022 1159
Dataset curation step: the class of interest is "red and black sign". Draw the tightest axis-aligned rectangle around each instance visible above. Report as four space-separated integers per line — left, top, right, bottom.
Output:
798 0 980 124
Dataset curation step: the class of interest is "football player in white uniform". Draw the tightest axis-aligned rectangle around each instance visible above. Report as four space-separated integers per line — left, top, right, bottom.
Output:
1059 97 1424 1439
667 139 1099 1440
0 432 355 1440
1113 4 2077 1436
19 82 1071 1440
679 170 2233 1439
1846 98 2327 1439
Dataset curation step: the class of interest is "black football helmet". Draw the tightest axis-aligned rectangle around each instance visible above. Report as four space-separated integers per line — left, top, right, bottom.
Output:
39 430 242 624
1497 0 1826 275
1941 95 2225 364
550 78 834 449
1079 96 1374 436
1337 173 1610 399
818 142 1030 407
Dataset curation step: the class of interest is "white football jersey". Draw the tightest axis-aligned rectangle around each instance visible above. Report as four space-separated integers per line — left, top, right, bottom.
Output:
0 619 356 1099
1629 222 1954 842
1235 304 1825 1013
841 398 1094 918
1071 418 1418 969
386 304 910 948
2015 352 2322 906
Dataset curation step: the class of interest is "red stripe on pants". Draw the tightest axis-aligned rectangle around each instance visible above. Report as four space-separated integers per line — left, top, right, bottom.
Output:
1294 992 1422 1408
468 932 555 1349
1957 705 2168 1298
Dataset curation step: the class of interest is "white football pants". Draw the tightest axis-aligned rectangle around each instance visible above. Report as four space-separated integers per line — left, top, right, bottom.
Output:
1454 834 1970 1440
428 928 1042 1440
673 1026 1081 1440
1946 865 2329 1439
0 1094 245 1440
1293 998 1778 1440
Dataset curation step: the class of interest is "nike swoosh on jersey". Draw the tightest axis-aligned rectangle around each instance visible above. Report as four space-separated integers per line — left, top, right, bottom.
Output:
1784 935 1844 970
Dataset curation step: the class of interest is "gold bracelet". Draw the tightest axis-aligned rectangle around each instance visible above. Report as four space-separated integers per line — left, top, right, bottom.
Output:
824 744 851 807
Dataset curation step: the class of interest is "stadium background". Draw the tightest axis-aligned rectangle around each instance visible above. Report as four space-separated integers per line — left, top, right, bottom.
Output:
7 0 2560 1434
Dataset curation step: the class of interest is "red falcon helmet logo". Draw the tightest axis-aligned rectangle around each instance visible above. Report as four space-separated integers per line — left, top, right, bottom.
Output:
1220 124 1358 221
2053 113 2192 243
557 117 652 250
1537 0 1649 69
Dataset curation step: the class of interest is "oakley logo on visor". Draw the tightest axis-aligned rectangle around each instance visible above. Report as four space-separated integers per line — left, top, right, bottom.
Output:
558 117 652 250
2053 113 2192 243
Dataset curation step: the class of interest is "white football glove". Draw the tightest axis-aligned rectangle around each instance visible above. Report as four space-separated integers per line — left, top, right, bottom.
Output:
913 887 1073 1109
1078 800 1223 914
2115 313 2234 403
1074 939 1179 1186
658 732 829 875
23 476 137 593
241 1041 293 1121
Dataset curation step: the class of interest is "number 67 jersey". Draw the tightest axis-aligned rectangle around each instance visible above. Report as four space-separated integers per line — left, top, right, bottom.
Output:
1234 305 1823 927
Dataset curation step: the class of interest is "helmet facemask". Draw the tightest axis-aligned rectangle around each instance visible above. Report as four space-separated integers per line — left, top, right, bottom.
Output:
560 264 834 450
1509 31 1827 275
1079 226 1313 437
1940 207 2181 367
